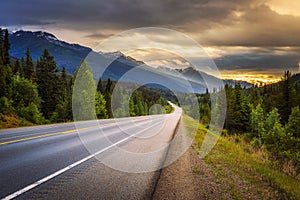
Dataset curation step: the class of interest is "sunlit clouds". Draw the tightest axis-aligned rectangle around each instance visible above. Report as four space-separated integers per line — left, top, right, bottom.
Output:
1 0 300 83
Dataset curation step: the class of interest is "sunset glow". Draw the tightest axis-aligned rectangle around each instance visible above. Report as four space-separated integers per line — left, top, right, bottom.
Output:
221 72 281 85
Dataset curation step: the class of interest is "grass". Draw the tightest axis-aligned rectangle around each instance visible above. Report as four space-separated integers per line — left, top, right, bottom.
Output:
0 113 34 129
183 114 300 199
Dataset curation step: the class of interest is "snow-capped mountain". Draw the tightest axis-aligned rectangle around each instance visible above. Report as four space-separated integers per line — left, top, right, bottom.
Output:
9 30 92 73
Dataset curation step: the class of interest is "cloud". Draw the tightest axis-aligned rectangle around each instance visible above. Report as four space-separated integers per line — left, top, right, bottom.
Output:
1 0 300 78
1 0 300 48
1 0 299 45
85 32 115 39
213 46 300 75
195 4 300 46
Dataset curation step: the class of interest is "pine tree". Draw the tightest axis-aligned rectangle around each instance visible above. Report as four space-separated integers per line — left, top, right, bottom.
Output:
21 57 25 77
72 61 96 120
13 59 20 74
0 29 12 100
60 67 68 101
0 63 7 98
36 49 61 119
104 78 113 118
105 78 113 94
24 48 35 80
250 104 265 138
50 67 70 122
105 92 112 118
286 106 300 138
97 78 104 93
95 91 107 119
3 29 10 66
0 29 6 98
279 71 296 123
0 28 3 62
4 65 13 99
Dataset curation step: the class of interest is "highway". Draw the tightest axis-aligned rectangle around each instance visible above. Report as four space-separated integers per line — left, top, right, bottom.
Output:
0 104 182 199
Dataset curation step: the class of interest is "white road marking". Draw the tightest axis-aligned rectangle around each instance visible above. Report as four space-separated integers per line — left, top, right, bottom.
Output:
1 120 162 200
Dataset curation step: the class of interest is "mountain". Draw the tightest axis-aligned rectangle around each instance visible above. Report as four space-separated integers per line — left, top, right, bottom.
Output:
9 30 92 73
9 30 253 93
158 66 253 89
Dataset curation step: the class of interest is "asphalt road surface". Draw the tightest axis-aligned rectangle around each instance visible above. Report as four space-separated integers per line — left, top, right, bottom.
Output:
0 104 182 199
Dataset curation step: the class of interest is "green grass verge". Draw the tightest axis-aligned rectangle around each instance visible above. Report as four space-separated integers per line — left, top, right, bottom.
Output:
183 114 300 199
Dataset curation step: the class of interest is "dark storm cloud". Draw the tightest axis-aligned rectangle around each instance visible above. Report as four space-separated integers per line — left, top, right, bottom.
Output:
1 0 300 50
0 0 252 29
214 47 300 74
199 5 300 47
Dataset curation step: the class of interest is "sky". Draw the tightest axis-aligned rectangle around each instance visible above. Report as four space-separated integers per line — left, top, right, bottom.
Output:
1 0 300 84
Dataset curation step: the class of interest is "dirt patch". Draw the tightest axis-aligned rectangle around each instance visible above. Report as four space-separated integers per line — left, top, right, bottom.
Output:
152 143 231 199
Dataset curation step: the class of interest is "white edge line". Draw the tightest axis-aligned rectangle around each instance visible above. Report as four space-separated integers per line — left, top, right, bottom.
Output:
2 120 163 200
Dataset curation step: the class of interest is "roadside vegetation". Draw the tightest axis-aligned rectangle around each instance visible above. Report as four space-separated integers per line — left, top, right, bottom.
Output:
183 115 300 199
186 70 300 198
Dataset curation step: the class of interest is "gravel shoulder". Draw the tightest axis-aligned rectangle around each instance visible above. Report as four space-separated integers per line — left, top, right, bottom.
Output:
152 119 280 200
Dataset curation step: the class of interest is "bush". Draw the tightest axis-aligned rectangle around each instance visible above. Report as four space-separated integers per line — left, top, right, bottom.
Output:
19 103 45 124
250 137 262 149
0 97 13 114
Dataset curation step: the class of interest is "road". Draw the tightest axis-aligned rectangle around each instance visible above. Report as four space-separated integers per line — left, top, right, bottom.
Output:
0 104 182 199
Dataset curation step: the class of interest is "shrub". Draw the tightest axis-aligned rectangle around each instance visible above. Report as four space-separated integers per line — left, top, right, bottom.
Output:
19 103 45 124
0 96 13 114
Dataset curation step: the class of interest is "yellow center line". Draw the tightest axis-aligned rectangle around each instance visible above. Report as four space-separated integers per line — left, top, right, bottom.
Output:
0 119 147 146
0 123 117 146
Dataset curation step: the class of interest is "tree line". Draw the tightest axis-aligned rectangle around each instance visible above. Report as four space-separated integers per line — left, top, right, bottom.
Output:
0 28 171 127
200 71 300 175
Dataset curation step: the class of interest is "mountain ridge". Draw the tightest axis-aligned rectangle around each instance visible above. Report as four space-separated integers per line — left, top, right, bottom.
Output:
8 29 253 92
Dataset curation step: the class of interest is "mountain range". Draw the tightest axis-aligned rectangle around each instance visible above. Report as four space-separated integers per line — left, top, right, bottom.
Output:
8 30 253 93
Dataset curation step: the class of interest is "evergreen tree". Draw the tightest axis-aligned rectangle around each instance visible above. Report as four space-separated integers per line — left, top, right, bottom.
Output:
2 65 13 99
0 64 7 98
286 106 300 138
129 99 136 116
72 61 96 120
250 104 265 138
0 28 3 62
36 49 61 119
279 71 296 123
50 67 70 122
24 48 35 80
95 91 107 119
264 108 281 134
60 67 68 100
21 57 25 77
105 78 113 94
105 92 112 118
229 83 250 132
13 59 22 75
97 78 104 93
104 78 113 118
3 29 10 66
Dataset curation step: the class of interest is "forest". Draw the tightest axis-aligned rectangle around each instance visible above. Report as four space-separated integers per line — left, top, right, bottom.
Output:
0 28 171 127
199 71 300 177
